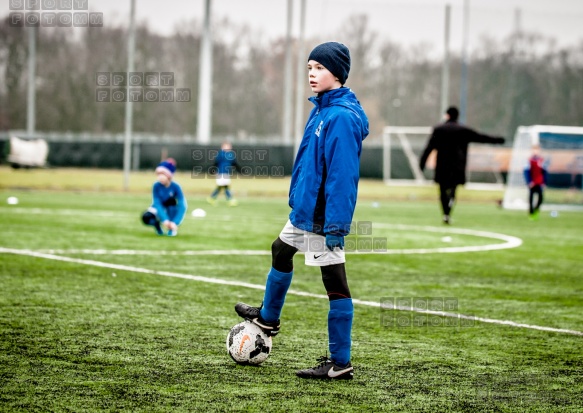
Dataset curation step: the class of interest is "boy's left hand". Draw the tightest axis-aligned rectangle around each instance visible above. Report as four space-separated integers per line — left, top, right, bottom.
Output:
326 234 344 251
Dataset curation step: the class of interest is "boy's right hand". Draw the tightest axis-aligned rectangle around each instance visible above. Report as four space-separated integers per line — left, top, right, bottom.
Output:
326 234 344 251
162 220 177 230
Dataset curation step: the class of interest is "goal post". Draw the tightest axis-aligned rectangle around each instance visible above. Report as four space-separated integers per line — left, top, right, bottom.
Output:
502 125 583 211
382 126 431 184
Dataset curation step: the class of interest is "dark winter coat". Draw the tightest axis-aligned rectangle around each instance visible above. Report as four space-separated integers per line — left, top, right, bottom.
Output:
419 120 505 186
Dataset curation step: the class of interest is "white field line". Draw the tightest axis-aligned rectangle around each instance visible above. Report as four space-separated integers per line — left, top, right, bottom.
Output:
1 207 522 254
34 224 522 255
0 207 286 222
0 207 126 218
35 225 523 256
1 247 581 337
35 249 273 256
371 223 523 254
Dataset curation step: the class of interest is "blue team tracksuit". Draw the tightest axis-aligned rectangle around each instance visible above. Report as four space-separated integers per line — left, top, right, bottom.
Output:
262 87 369 366
147 181 187 230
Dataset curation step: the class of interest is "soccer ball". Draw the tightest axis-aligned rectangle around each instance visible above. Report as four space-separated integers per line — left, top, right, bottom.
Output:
191 208 206 217
226 321 272 365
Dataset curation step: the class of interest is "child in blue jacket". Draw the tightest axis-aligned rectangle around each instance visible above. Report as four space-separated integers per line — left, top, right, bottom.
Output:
235 42 369 380
207 141 240 206
141 158 187 236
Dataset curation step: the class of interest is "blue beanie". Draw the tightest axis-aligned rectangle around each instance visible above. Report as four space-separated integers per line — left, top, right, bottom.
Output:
155 158 176 178
308 42 351 85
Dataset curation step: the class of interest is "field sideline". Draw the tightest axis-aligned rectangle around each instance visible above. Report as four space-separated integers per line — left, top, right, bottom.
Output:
0 166 506 201
1 167 582 412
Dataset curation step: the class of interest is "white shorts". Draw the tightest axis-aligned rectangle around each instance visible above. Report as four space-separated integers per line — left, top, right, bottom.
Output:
278 220 345 267
216 174 231 186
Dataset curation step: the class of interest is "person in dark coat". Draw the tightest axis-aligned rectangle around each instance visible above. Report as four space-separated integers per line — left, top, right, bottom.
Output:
419 106 505 224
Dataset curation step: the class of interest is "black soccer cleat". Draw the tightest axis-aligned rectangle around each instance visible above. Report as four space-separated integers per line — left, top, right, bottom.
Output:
235 302 280 337
296 356 354 380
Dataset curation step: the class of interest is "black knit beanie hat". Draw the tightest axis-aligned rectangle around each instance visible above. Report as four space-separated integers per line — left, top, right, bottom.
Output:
308 42 351 85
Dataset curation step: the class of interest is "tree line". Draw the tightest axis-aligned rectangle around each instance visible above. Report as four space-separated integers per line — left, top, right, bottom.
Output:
1 14 582 141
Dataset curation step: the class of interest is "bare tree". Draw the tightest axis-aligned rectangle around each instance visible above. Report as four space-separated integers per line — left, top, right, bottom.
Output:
0 15 581 141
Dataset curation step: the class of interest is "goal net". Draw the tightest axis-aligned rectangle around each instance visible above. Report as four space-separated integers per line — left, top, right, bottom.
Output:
382 126 508 187
502 125 583 211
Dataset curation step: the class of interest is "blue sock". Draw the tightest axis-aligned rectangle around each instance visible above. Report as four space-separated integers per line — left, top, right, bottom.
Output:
225 189 232 200
328 298 353 367
211 188 219 198
259 267 293 322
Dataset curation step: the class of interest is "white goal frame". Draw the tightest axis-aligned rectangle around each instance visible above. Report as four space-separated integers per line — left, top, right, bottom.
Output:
382 126 432 184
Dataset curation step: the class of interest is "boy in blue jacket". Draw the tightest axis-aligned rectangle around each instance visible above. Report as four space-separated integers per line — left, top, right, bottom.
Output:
141 158 187 236
235 42 369 380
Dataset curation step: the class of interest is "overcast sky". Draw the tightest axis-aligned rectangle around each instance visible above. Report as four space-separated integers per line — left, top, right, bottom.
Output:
3 0 583 55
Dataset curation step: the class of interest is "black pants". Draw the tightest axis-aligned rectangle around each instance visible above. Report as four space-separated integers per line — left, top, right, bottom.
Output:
271 237 351 300
439 183 458 216
529 185 543 214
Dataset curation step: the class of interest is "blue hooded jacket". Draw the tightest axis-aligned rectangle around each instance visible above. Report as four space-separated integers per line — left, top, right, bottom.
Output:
151 181 187 224
215 149 238 175
289 87 369 236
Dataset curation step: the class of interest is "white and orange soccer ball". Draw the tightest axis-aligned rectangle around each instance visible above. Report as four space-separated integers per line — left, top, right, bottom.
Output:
226 321 272 365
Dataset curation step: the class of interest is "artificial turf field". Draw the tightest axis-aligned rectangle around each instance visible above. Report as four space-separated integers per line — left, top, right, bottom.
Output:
0 167 582 412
